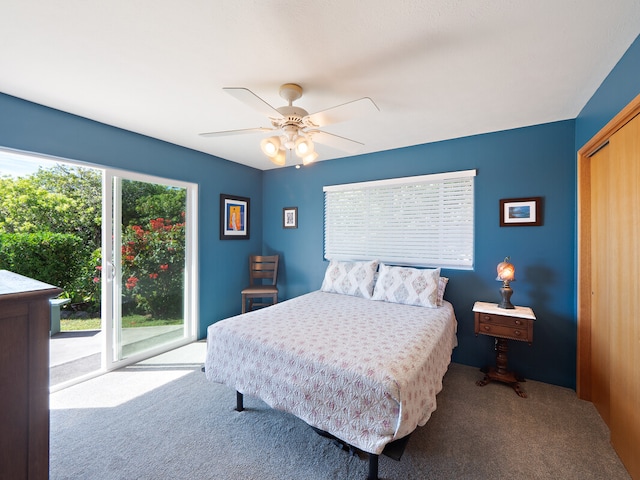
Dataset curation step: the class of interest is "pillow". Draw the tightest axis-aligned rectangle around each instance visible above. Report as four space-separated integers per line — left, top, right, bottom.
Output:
320 259 379 299
372 264 441 308
437 276 449 306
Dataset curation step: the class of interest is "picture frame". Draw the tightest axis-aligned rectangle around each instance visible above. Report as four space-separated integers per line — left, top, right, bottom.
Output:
500 197 543 227
220 194 250 239
283 206 298 229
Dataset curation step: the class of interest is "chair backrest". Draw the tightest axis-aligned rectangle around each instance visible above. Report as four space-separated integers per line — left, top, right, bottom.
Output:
249 255 279 286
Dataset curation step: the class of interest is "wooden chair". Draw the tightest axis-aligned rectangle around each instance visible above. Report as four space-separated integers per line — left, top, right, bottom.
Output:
241 255 279 313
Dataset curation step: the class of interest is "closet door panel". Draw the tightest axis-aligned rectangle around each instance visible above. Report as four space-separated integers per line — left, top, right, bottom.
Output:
608 112 640 478
589 143 611 424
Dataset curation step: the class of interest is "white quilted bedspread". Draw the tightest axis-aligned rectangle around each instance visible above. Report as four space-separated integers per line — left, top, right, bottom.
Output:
205 290 457 455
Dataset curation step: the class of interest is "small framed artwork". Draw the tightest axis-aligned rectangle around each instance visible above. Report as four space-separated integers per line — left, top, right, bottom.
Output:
220 194 250 239
283 207 298 229
500 197 543 227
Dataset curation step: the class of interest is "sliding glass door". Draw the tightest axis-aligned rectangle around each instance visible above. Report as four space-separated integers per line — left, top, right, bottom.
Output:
1 148 198 387
104 170 198 370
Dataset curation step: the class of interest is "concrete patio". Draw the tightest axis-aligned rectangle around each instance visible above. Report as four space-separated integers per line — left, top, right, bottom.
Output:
49 325 183 387
50 330 102 387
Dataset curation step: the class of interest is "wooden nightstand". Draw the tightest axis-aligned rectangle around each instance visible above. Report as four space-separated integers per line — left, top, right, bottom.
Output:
473 301 535 398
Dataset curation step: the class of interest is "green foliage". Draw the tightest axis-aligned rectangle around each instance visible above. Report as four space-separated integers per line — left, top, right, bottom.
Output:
121 180 185 227
0 164 102 306
0 165 101 251
77 248 103 312
0 176 76 233
0 164 187 319
0 232 85 296
31 165 102 244
133 188 186 225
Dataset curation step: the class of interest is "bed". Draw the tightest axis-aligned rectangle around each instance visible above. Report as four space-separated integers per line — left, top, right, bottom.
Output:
205 261 458 479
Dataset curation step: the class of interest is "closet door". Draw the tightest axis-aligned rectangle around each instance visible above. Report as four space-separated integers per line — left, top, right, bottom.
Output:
607 112 640 477
589 143 611 424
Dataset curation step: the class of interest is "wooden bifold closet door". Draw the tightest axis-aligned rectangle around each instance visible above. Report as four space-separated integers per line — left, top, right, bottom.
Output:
606 112 640 477
589 142 611 425
579 99 640 479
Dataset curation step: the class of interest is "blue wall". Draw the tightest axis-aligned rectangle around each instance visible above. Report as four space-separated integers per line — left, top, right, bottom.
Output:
576 34 640 149
264 120 577 388
0 93 264 339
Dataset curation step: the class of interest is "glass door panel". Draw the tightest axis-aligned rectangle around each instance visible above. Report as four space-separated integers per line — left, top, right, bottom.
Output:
104 170 196 371
116 178 188 360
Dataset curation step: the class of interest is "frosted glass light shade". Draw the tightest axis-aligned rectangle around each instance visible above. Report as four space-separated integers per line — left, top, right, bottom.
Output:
269 150 286 166
302 151 319 165
294 137 314 157
261 137 281 157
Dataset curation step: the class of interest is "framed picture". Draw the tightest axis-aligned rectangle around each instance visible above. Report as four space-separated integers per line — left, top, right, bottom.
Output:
500 197 543 226
220 194 250 239
283 207 298 229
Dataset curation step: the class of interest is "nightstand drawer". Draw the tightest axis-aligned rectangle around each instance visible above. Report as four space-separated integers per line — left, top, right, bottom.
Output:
477 313 528 328
477 322 530 342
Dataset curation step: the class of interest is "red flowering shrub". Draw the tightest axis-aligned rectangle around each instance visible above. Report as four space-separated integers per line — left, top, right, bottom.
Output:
121 216 185 318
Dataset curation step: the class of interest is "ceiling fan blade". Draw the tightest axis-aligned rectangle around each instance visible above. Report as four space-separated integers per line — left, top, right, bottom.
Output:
223 87 284 119
199 127 275 137
309 130 365 154
304 97 379 128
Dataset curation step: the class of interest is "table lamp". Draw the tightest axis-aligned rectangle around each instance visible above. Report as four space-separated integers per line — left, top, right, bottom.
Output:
496 256 515 309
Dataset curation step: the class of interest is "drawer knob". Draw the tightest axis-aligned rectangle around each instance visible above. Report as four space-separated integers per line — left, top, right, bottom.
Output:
483 325 491 331
483 315 491 321
514 330 521 336
515 319 522 325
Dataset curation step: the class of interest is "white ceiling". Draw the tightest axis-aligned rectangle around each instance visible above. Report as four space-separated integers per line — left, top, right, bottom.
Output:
1 1 639 170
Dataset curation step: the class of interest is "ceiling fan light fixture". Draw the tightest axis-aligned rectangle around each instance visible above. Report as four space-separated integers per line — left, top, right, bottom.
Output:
261 136 281 157
204 83 378 168
294 136 314 158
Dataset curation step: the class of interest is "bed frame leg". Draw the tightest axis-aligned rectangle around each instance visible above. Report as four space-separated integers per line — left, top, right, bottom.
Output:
235 391 244 412
367 454 379 480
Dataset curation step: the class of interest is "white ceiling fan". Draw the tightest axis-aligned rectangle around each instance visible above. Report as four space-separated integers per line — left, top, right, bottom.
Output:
199 83 379 166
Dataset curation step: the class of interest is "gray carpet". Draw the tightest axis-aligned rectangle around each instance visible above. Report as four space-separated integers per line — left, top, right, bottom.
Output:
50 342 630 480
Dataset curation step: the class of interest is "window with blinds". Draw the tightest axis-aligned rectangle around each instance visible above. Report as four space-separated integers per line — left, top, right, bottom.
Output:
323 170 476 269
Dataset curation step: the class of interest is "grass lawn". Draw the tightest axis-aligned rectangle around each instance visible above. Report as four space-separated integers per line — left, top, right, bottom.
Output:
61 315 182 331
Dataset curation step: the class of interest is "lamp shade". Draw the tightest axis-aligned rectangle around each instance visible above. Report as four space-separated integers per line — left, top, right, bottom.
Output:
496 257 515 282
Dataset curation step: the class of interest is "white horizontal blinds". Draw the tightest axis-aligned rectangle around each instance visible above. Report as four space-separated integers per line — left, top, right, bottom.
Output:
324 170 476 268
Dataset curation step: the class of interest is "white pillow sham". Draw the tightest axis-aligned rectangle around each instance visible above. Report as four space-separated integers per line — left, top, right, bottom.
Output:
372 263 441 308
321 259 379 299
